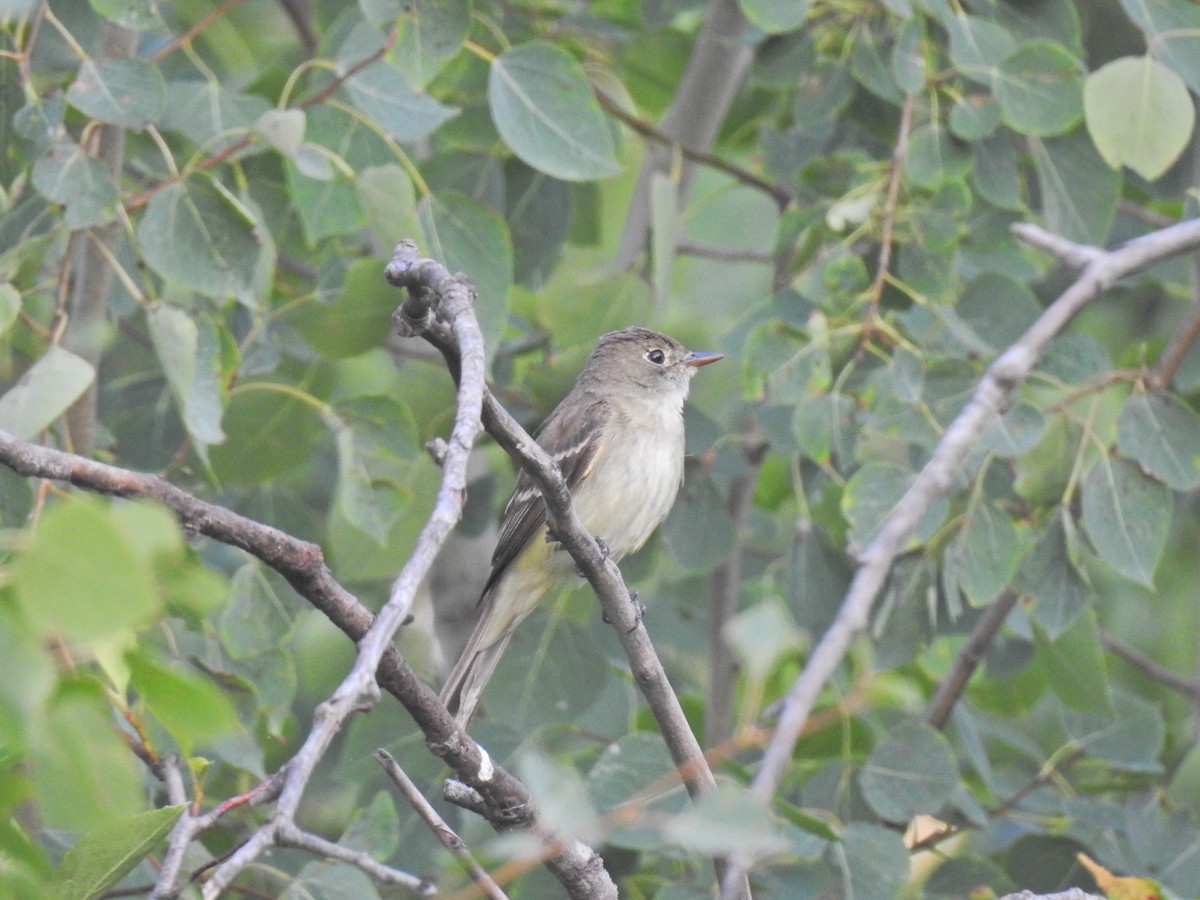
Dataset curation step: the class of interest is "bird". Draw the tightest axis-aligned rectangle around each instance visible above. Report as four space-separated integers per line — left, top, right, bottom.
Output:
439 326 722 726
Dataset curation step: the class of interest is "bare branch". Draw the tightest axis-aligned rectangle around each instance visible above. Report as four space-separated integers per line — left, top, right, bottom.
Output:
924 589 1021 730
276 822 433 894
1100 630 1200 705
719 216 1200 896
376 750 508 900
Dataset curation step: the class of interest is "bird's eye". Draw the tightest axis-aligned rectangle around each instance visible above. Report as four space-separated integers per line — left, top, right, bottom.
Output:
647 348 666 365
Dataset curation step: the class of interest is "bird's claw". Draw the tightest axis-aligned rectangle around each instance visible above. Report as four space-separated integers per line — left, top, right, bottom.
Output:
602 590 645 632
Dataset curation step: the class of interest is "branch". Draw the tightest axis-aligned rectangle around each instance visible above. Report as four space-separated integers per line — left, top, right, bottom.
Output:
376 750 508 900
719 216 1200 896
613 0 757 268
1100 630 1200 705
924 589 1021 730
276 823 433 894
387 243 747 898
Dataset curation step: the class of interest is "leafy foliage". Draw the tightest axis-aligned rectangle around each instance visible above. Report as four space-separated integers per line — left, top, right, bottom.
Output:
0 0 1199 897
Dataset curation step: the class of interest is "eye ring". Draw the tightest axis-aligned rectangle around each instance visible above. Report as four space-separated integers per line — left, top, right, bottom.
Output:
647 348 666 365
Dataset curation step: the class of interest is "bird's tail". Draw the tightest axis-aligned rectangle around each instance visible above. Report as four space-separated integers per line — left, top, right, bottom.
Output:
439 626 514 727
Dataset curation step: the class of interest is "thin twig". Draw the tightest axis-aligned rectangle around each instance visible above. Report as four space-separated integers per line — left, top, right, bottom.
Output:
375 750 508 900
1100 630 1200 704
597 90 791 211
277 823 433 894
863 92 916 341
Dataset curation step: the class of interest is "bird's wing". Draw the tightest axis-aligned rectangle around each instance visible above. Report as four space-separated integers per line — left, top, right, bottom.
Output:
481 396 612 596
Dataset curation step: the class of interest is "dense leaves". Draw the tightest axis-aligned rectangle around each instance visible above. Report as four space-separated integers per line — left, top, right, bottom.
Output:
1 0 1199 897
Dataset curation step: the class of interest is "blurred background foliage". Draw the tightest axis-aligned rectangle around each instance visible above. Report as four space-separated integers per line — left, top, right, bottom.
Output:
1 0 1199 896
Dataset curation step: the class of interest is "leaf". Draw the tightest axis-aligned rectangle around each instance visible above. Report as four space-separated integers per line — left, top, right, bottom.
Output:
127 651 240 754
138 180 264 305
334 424 387 544
291 258 399 359
146 305 226 448
89 0 162 31
650 171 676 306
586 732 686 850
338 792 399 859
662 474 732 570
418 192 513 370
1085 56 1194 180
1117 391 1200 491
32 681 144 833
489 42 620 181
945 14 1016 86
11 495 160 642
1034 607 1112 716
336 22 456 143
995 41 1084 136
833 822 911 900
390 0 471 88
31 142 118 228
0 345 94 440
1081 455 1172 587
904 124 971 189
208 386 325 485
1119 0 1200 94
740 0 812 33
1062 689 1164 773
945 501 1023 607
517 749 598 840
722 600 805 681
1031 129 1119 245
47 805 185 900
664 782 788 856
160 80 271 154
1015 513 1091 639
255 108 305 157
66 58 165 129
859 722 959 822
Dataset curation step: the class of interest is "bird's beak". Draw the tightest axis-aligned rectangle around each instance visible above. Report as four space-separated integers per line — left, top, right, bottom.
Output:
685 351 723 368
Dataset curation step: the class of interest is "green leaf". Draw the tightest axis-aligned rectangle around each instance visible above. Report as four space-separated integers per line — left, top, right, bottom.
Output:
995 41 1084 136
127 651 240 754
1034 607 1112 715
650 171 676 306
1031 129 1119 245
391 0 471 88
1085 56 1194 180
517 749 598 840
47 804 185 900
33 681 144 833
904 124 971 189
1016 513 1090 639
338 791 399 859
66 59 165 129
834 822 911 900
664 782 788 855
586 732 686 850
945 14 1016 86
0 345 94 440
891 17 926 94
859 722 959 822
138 180 265 305
949 94 1001 140
1117 391 1200 492
31 142 118 228
794 392 856 466
147 305 226 448
740 0 812 33
418 192 512 369
334 423 387 544
662 474 732 570
337 22 456 142
11 495 160 642
489 42 620 181
208 386 325 484
160 80 271 154
89 0 162 30
722 600 805 682
219 565 293 661
0 283 20 337
1081 455 1171 587
291 258 398 359
945 501 1022 607
1061 689 1164 773
1119 0 1200 94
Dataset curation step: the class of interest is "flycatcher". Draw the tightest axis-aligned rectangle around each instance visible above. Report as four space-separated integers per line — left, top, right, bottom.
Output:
440 326 722 725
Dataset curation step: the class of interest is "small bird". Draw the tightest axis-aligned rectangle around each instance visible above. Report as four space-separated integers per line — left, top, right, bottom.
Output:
440 326 722 726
